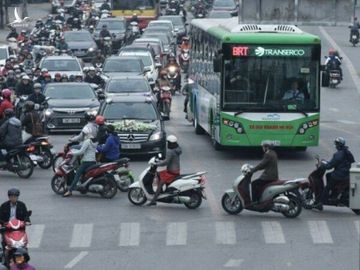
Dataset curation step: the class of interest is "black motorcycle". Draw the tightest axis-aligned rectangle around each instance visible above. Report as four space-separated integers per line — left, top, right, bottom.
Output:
349 26 359 47
0 145 34 178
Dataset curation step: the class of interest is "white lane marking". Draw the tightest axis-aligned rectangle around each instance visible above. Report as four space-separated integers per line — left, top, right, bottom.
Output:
261 221 285 244
355 221 359 235
70 224 93 248
319 26 360 94
166 222 187 246
224 259 244 267
337 120 357 125
27 224 45 248
119 223 140 247
329 108 339 112
308 221 333 244
215 221 236 245
64 251 88 269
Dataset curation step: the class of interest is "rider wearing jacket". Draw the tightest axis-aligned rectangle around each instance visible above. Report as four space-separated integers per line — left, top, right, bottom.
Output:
15 75 34 96
96 124 120 162
250 142 279 202
325 49 343 80
69 112 98 144
0 89 13 121
10 248 36 270
0 188 31 226
27 83 46 105
148 135 182 206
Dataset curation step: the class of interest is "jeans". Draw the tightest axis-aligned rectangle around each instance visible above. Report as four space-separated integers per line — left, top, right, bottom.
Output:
69 161 96 191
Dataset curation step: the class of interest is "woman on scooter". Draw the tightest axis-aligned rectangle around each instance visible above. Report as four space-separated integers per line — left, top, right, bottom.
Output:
10 248 36 270
147 135 182 206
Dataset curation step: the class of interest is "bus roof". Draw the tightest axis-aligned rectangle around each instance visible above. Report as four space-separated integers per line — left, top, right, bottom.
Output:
191 18 320 44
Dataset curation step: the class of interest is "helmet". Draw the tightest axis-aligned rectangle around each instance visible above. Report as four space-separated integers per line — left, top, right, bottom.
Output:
166 135 177 143
34 83 42 89
160 69 167 77
82 126 94 139
182 36 189 41
2 89 12 98
22 75 30 80
24 100 35 111
84 111 96 122
261 140 274 149
328 48 336 56
4 108 14 118
8 188 20 197
55 72 61 78
334 137 346 148
95 115 105 125
14 248 28 257
89 66 95 71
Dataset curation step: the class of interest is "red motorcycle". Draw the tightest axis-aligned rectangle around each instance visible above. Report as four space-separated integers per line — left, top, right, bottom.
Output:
51 150 129 199
179 48 190 73
0 214 31 268
159 85 172 118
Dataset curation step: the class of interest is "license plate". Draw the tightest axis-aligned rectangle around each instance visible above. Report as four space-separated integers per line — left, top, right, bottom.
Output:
63 118 81 124
121 143 141 149
353 35 357 39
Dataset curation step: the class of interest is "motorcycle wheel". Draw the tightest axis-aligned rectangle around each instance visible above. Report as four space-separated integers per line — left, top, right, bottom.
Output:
184 191 202 209
281 194 302 218
128 188 147 206
51 175 67 195
15 154 34 179
38 148 53 169
117 174 134 192
352 209 360 215
164 102 171 118
300 188 315 209
52 154 64 172
100 176 118 199
221 193 243 215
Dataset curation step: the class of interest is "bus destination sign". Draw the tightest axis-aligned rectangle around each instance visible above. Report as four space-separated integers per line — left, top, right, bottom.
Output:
232 46 311 57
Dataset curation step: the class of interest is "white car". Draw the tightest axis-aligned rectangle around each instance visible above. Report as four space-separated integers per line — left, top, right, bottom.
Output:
39 55 83 79
118 51 158 86
0 45 12 66
147 20 175 37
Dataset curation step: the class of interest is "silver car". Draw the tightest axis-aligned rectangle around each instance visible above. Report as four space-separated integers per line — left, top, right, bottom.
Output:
64 31 97 62
39 55 83 79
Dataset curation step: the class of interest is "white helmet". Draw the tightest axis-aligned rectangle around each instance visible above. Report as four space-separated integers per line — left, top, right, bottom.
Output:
166 135 177 143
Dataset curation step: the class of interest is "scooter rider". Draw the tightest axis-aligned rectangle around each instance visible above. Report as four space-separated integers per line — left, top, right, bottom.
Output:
250 142 279 202
325 48 343 81
100 0 111 11
27 83 46 106
147 135 182 206
69 112 98 144
350 16 360 42
316 137 355 208
0 89 14 121
10 248 36 270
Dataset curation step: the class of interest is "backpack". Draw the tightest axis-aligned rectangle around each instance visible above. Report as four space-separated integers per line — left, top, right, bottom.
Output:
345 148 355 164
30 112 43 137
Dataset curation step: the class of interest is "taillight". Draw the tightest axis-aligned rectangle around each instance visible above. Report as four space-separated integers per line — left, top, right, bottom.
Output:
26 145 35 152
41 141 49 146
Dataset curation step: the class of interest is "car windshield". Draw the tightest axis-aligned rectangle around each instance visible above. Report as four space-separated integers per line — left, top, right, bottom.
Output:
103 59 142 73
41 59 81 71
106 78 150 93
45 84 95 99
113 0 155 9
213 0 236 7
135 39 164 50
96 20 125 30
149 22 172 30
103 102 157 120
0 48 8 60
209 11 232 18
142 34 169 45
159 16 183 27
120 53 151 66
64 32 93 42
223 48 319 112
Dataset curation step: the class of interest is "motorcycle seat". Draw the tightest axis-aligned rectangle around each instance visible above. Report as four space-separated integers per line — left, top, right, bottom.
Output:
83 163 103 173
7 145 26 155
35 136 49 141
172 174 192 181
263 180 285 188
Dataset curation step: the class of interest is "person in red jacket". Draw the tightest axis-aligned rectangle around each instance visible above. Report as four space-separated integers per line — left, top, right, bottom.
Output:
0 89 13 121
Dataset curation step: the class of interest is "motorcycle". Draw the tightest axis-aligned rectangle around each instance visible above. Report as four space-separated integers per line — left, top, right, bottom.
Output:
221 164 305 218
101 36 112 57
179 48 190 73
299 157 360 215
130 21 141 40
328 69 341 88
0 212 32 268
51 150 128 198
159 85 172 118
128 155 207 209
0 146 34 178
349 26 359 46
166 65 180 95
14 95 28 118
25 137 54 169
112 158 135 192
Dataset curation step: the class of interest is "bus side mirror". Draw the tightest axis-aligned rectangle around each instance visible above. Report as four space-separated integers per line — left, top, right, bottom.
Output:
213 57 222 73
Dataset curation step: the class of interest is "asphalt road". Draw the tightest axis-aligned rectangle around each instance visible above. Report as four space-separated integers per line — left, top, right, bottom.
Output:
1 25 360 270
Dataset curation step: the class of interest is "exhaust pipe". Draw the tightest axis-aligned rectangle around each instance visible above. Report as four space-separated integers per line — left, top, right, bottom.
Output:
172 196 191 203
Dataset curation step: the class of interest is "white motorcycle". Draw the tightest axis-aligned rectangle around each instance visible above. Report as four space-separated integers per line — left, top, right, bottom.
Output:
128 155 207 209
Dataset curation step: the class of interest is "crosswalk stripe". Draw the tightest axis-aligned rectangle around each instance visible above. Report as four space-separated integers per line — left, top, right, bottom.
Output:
27 224 45 248
355 221 359 236
308 221 333 244
166 222 187 246
262 221 285 244
119 223 140 246
70 224 93 248
215 222 236 245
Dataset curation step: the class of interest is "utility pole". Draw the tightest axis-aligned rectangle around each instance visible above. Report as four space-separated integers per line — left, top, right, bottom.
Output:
22 0 28 18
0 0 4 29
5 0 9 25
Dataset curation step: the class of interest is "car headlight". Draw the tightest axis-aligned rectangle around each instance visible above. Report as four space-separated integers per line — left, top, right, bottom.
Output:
149 131 162 141
45 108 53 117
88 107 99 116
88 47 95 52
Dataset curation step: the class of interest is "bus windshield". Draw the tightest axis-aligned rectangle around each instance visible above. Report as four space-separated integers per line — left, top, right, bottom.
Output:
223 52 319 113
113 0 155 10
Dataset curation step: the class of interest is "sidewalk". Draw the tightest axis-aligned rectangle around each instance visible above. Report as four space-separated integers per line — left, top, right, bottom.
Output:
0 3 50 44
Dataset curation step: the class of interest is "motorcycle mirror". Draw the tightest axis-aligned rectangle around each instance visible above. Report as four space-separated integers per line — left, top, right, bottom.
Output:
155 62 162 68
313 154 320 160
27 210 32 217
158 153 162 159
45 96 51 101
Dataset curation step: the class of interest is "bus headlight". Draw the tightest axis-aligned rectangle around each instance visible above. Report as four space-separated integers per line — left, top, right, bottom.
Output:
223 118 245 134
297 119 319 134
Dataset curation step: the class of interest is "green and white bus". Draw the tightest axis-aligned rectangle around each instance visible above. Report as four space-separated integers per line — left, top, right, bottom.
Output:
186 18 321 150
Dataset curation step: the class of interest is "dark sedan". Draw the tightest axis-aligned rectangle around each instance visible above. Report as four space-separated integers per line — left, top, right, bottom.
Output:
64 30 98 62
44 83 101 132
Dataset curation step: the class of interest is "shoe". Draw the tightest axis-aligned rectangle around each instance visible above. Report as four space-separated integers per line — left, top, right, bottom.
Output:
63 191 72 197
313 202 323 211
147 201 157 206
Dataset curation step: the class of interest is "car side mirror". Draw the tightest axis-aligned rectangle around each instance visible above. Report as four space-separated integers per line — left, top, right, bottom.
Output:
143 66 151 73
155 62 162 68
45 96 51 101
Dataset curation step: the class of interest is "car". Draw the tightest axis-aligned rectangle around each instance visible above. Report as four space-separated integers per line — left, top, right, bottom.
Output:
94 17 130 52
101 56 149 80
119 45 157 63
134 38 165 56
208 10 232 18
212 0 238 15
99 95 167 156
39 55 83 79
0 45 12 66
63 30 97 62
158 15 187 43
128 42 163 65
147 20 175 36
43 82 101 132
142 33 173 55
51 0 76 13
118 51 159 86
104 75 154 98
143 27 175 44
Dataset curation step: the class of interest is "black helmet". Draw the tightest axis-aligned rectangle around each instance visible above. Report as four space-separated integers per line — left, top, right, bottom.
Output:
24 100 35 111
261 140 274 149
13 247 30 262
4 108 14 118
334 137 345 149
8 188 20 197
84 112 96 122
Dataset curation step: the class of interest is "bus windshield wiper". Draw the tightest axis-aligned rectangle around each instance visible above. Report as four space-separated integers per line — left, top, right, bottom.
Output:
234 111 244 116
298 111 308 117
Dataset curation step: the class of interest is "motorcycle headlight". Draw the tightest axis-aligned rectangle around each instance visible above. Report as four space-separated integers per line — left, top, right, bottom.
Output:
88 107 99 116
88 47 95 52
45 108 53 117
149 131 162 141
168 66 176 73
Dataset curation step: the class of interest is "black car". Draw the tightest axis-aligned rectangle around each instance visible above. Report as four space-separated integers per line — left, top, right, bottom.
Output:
99 96 167 156
158 15 187 43
101 56 149 80
64 30 98 62
44 82 101 132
